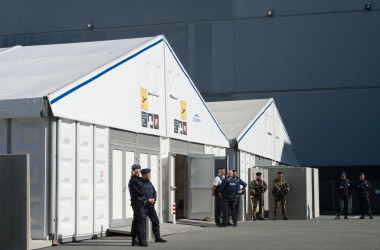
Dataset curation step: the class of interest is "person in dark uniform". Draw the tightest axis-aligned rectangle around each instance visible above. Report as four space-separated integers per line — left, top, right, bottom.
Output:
335 172 351 219
212 167 225 226
354 172 374 219
232 170 247 220
219 170 239 227
249 172 268 220
141 168 167 243
272 171 290 220
128 164 148 246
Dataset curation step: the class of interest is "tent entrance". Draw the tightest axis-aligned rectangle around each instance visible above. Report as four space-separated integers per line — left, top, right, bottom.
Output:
174 154 188 219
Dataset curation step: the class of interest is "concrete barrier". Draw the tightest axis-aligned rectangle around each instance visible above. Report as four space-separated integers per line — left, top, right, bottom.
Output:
0 154 30 250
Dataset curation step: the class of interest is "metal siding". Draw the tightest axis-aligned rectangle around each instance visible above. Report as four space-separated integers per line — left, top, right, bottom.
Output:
11 118 48 239
57 119 76 239
94 126 109 234
137 134 159 151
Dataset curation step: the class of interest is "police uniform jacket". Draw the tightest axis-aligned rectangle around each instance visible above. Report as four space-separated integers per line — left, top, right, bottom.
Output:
220 177 239 197
128 175 146 203
354 180 372 197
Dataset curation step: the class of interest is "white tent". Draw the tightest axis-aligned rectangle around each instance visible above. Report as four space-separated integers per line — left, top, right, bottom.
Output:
207 98 299 166
0 35 228 240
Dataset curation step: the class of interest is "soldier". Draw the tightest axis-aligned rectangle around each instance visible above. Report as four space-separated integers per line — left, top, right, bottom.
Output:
219 170 240 227
232 170 247 219
354 172 373 219
141 168 167 243
272 171 290 220
212 167 225 226
128 164 148 246
249 172 268 220
335 172 352 219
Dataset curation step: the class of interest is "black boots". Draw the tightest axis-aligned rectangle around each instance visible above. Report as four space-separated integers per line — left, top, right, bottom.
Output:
155 237 167 243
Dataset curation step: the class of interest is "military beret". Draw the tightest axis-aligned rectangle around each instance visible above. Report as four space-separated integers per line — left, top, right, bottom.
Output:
141 168 151 175
277 171 283 174
131 164 141 171
256 172 262 176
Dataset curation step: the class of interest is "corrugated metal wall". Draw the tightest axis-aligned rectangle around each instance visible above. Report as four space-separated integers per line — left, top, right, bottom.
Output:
1 0 379 166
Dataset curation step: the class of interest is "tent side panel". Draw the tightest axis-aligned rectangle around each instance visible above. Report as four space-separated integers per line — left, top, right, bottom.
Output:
11 118 48 239
76 122 94 236
94 126 109 234
0 119 6 154
57 119 76 239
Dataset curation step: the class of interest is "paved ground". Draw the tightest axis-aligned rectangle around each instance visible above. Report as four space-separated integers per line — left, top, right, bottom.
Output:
42 216 380 250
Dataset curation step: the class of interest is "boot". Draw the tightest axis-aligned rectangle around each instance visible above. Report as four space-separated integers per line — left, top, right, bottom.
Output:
138 237 149 247
131 237 138 246
155 237 167 243
283 216 288 220
344 216 348 219
334 215 340 219
360 215 365 219
370 216 374 219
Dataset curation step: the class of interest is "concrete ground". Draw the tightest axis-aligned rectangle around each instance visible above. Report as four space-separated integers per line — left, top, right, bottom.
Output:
41 216 380 250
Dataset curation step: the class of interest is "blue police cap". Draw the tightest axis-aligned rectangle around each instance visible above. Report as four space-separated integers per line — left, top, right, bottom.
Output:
131 164 141 171
141 168 151 175
359 172 364 176
341 172 346 177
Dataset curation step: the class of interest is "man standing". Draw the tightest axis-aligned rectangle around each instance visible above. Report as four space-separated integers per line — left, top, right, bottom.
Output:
249 172 268 220
354 172 373 219
128 164 148 246
272 171 290 220
220 170 240 227
212 167 225 226
232 170 247 220
141 168 167 243
335 172 351 219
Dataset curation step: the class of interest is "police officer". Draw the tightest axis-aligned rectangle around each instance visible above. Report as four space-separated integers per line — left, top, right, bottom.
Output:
212 167 225 226
354 172 373 219
141 168 167 243
232 170 247 220
219 170 239 227
249 172 268 220
128 164 148 247
272 171 290 220
335 172 351 219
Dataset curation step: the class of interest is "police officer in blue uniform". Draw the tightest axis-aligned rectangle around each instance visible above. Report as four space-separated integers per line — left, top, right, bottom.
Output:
128 164 148 247
219 170 240 227
335 172 352 219
232 170 247 219
141 168 167 243
354 172 374 219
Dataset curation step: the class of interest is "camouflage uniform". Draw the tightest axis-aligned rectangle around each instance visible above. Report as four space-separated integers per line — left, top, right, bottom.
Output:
249 179 268 220
272 177 290 220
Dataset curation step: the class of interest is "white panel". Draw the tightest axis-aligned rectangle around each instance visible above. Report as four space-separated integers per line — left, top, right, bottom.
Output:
150 154 159 218
76 123 94 236
125 151 135 219
139 153 148 168
112 150 123 220
94 126 109 234
204 145 212 154
164 42 229 148
12 118 48 239
0 119 6 154
57 119 76 238
218 147 226 157
306 168 314 219
211 146 218 156
313 168 320 217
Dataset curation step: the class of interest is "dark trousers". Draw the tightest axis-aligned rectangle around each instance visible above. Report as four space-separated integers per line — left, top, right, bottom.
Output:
223 195 237 226
337 195 349 217
359 195 372 216
131 202 146 241
145 204 161 238
214 195 223 224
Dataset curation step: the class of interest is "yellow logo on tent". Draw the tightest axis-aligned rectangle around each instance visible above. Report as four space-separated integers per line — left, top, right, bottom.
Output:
180 100 187 120
140 87 148 110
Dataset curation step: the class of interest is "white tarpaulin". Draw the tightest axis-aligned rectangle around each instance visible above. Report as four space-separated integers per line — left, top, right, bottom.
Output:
207 99 299 166
0 35 228 148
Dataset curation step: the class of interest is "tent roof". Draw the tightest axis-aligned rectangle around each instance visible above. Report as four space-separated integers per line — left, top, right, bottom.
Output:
207 99 271 139
0 37 153 100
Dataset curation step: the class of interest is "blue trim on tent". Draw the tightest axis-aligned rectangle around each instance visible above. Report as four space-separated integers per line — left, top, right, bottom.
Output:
50 38 163 104
237 100 274 143
164 40 228 141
